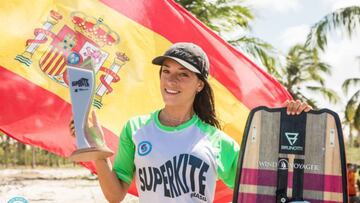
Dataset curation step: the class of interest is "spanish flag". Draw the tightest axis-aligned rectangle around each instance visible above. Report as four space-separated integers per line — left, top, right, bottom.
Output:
0 0 291 202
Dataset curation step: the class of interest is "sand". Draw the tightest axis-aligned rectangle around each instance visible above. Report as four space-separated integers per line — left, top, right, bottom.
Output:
0 168 139 203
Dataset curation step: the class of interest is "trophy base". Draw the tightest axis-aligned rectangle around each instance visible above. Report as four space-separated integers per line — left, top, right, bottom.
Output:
69 146 114 162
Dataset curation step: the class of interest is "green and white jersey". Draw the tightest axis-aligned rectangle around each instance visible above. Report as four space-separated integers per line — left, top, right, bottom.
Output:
113 110 239 203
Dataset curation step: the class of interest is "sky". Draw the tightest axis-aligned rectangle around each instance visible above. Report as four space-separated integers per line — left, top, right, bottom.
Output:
240 0 360 118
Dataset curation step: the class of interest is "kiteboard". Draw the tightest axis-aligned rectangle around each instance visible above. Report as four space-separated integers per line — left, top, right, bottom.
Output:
232 107 347 203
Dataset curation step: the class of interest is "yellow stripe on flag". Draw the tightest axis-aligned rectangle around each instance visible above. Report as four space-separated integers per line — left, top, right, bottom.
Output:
0 0 170 103
0 0 249 141
210 77 250 144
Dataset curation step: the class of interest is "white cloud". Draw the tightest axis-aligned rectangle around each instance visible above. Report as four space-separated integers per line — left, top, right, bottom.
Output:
322 38 360 90
321 0 360 11
243 0 302 12
279 24 310 49
332 0 360 10
317 34 360 113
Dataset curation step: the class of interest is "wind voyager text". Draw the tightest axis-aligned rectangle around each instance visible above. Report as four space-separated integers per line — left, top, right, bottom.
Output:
138 154 209 200
258 160 320 171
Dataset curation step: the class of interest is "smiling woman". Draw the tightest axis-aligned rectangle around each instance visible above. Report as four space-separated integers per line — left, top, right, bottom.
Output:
78 42 312 203
90 42 242 203
153 42 220 129
111 42 237 203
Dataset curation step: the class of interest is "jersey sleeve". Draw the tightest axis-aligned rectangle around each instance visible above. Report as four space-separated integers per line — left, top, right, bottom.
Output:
216 131 240 189
112 120 136 184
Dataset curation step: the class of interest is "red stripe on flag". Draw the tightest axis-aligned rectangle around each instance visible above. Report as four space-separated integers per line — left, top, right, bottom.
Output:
0 63 231 201
0 66 139 197
99 0 292 109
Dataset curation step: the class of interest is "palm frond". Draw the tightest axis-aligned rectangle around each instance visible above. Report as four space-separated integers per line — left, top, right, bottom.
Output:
305 6 360 50
345 90 360 121
175 0 254 33
354 104 360 130
229 36 281 75
345 99 357 122
306 86 340 104
342 78 360 94
286 88 318 109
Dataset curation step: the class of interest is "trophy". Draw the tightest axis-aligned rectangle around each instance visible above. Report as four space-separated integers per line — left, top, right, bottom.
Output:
67 58 113 162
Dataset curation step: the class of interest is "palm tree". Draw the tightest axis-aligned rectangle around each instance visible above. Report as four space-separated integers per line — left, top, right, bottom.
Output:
342 77 360 146
277 44 339 108
0 131 10 167
305 5 360 145
175 0 280 73
305 6 360 50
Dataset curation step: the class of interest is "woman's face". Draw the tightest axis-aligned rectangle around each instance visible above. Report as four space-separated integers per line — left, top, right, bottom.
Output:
160 59 204 108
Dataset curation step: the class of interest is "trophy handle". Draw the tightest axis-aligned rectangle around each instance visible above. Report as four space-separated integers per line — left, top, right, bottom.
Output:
67 58 113 162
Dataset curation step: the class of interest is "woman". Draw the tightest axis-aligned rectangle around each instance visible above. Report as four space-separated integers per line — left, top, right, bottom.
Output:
71 42 312 203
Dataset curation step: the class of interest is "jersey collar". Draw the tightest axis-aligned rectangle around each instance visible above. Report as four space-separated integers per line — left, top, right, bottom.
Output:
154 110 199 132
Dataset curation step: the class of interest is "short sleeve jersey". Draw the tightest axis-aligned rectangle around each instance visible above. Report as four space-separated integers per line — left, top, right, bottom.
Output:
113 110 239 203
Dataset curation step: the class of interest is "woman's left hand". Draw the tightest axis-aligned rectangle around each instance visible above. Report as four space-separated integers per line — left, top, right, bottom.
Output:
284 100 312 115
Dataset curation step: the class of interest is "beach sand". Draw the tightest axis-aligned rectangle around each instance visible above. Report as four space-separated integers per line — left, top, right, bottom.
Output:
0 168 138 203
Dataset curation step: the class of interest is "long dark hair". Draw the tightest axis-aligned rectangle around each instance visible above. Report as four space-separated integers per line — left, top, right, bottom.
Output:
194 75 221 129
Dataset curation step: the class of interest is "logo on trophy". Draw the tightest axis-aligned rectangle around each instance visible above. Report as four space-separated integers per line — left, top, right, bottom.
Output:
67 58 113 161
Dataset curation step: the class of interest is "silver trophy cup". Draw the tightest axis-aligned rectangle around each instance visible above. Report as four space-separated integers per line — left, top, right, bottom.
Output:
67 58 113 162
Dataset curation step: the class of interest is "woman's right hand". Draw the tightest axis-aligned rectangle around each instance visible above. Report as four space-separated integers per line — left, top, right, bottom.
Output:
68 111 106 147
87 111 106 146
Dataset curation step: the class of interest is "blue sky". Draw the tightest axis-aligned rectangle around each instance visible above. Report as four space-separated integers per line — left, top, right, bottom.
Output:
241 0 360 116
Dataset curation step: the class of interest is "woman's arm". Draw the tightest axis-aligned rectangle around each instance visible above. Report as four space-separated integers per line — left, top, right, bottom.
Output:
70 112 131 203
95 158 130 203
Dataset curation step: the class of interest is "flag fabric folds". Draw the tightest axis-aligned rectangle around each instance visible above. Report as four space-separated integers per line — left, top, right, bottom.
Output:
0 0 291 202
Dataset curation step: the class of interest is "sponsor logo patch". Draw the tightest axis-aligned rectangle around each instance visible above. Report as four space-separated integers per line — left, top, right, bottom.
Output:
280 131 304 154
137 141 152 156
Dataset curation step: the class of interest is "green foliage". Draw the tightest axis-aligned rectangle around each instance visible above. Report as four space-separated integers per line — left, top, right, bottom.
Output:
342 76 360 147
0 132 73 167
228 36 281 76
306 6 360 50
305 5 360 145
276 44 339 108
343 78 360 95
175 0 253 33
343 80 360 130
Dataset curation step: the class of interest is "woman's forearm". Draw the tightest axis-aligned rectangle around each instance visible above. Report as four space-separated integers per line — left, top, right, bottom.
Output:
95 158 130 203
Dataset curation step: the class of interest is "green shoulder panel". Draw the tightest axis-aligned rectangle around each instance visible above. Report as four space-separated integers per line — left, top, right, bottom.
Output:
112 113 153 184
196 120 240 189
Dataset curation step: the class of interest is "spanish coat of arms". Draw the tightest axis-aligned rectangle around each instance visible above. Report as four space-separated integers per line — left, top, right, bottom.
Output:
15 10 129 109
